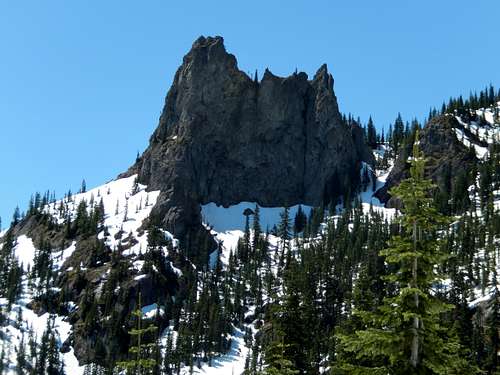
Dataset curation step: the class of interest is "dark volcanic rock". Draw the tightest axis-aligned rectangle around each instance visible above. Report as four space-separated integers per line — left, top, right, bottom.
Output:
375 115 478 206
123 36 372 238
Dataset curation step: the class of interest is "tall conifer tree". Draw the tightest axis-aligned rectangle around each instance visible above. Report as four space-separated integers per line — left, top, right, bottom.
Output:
335 134 477 374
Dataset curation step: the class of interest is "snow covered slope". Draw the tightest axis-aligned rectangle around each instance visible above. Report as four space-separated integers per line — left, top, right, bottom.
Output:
453 102 500 159
44 174 162 257
0 175 165 373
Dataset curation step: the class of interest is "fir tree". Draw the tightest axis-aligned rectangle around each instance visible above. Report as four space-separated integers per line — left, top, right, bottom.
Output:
16 333 27 375
0 345 5 374
392 113 405 153
253 204 262 252
293 205 307 234
36 321 50 375
260 340 299 375
366 116 377 148
335 135 477 374
47 328 62 375
117 293 158 374
277 207 291 271
12 206 21 226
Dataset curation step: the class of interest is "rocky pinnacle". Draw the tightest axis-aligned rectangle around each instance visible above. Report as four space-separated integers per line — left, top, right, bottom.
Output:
122 36 372 240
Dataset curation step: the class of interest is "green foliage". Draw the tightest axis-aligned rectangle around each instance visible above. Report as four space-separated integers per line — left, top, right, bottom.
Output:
259 341 299 375
441 84 499 116
366 116 377 149
116 294 159 374
34 316 64 375
335 136 479 374
293 205 307 234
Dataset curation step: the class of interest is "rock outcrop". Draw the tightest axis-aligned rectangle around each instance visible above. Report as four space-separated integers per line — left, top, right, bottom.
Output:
123 36 372 238
375 115 478 206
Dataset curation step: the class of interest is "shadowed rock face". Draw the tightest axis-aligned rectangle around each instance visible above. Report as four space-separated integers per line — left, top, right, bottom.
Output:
123 36 372 238
375 115 478 206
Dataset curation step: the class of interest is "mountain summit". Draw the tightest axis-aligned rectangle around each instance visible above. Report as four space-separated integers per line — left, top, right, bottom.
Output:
123 36 372 240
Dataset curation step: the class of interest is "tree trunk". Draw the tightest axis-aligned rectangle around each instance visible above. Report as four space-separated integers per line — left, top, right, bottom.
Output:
410 220 419 368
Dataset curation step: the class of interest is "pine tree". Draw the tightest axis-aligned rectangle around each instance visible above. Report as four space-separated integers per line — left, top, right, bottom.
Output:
47 328 61 375
260 340 299 375
277 207 291 271
366 116 377 148
242 208 252 263
12 206 21 226
335 135 477 374
293 205 307 234
0 344 5 374
117 293 158 374
36 321 50 375
124 198 129 222
253 204 262 252
16 333 27 374
485 270 500 373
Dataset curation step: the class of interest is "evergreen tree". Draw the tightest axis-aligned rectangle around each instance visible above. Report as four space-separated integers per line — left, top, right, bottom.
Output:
277 207 291 271
485 271 500 373
293 206 307 234
0 345 5 375
16 333 27 374
36 322 50 375
12 206 21 226
117 293 158 374
335 136 476 374
47 328 62 375
392 113 405 153
260 340 299 375
366 116 377 148
253 204 262 252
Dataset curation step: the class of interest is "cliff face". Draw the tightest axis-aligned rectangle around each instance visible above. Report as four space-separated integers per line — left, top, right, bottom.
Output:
124 36 372 237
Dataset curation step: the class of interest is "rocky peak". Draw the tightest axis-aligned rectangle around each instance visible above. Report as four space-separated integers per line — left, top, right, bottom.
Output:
189 36 235 66
123 36 373 240
313 63 333 88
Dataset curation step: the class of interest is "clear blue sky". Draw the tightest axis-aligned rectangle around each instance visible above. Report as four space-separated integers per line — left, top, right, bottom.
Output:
1 0 499 225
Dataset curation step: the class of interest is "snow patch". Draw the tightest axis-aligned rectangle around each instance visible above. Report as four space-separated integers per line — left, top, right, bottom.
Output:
179 326 249 375
141 303 164 319
202 202 311 232
13 235 37 271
